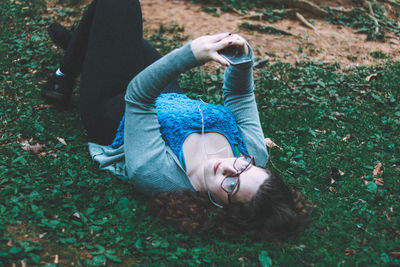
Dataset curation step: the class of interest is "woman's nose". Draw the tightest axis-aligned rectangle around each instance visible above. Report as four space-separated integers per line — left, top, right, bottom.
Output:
221 164 238 176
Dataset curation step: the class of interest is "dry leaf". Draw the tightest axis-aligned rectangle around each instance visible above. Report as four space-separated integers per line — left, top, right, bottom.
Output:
21 260 27 267
374 178 384 186
386 213 391 221
391 252 400 255
33 104 55 110
71 212 81 219
264 138 283 150
338 169 345 176
373 163 383 177
21 142 46 154
331 112 345 117
365 73 378 81
330 178 336 185
54 255 59 264
57 137 67 146
342 134 351 141
329 186 336 193
345 248 355 255
362 179 369 185
238 257 248 262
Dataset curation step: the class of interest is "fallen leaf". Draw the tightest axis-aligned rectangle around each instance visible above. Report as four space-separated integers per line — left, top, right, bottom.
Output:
54 255 59 264
345 248 355 255
21 142 45 154
330 178 336 185
71 212 81 219
331 112 345 117
385 213 391 221
374 178 384 186
342 134 351 141
21 260 27 267
390 252 400 255
331 167 344 181
365 73 378 81
38 152 47 157
362 179 369 185
373 162 383 177
329 186 336 193
238 257 248 262
33 104 55 110
264 138 282 150
57 137 67 146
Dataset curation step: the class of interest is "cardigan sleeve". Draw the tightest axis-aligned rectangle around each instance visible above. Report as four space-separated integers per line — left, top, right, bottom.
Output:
222 46 269 167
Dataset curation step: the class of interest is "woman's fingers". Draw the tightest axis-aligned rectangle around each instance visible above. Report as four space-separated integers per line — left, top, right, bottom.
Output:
208 32 232 42
212 53 231 67
190 32 249 65
212 34 248 54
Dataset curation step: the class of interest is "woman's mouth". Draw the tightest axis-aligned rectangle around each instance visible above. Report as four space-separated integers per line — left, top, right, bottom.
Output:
214 162 221 175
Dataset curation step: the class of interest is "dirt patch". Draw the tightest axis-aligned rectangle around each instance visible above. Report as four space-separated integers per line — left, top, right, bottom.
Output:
45 0 400 67
141 0 400 66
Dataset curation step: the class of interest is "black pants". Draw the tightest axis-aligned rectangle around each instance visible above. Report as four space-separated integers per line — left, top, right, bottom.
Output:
60 0 181 145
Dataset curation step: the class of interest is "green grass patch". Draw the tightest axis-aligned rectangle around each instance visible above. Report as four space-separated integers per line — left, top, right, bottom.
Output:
1 0 400 266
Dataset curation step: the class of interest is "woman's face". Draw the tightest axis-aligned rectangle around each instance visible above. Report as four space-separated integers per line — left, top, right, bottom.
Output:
203 157 269 205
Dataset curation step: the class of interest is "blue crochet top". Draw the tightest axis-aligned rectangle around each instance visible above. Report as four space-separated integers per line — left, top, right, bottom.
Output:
110 93 248 166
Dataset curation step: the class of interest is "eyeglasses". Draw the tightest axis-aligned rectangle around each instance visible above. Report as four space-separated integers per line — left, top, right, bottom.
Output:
208 156 254 208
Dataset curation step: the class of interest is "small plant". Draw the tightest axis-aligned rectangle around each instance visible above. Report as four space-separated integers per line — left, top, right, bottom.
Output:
200 6 220 17
370 51 387 59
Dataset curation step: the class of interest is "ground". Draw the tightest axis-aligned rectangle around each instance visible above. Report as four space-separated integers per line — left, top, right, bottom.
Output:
143 0 399 66
45 0 400 67
1 0 400 266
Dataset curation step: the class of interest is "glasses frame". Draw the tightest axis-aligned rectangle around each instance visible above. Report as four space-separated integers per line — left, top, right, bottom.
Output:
208 155 254 208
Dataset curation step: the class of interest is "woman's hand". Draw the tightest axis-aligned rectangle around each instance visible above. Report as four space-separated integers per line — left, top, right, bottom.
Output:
190 32 249 67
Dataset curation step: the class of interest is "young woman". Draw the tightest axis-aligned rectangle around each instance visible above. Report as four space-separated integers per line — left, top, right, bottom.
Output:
44 0 307 239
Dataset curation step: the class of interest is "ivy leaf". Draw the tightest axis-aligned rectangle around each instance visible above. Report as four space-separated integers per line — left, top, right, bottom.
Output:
366 181 378 193
258 251 272 267
105 252 121 263
9 246 22 254
92 255 106 266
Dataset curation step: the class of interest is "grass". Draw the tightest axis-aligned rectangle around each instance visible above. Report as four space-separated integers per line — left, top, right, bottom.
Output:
1 0 400 266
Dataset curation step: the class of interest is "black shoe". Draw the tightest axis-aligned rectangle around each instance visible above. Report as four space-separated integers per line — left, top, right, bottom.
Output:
41 73 74 105
47 22 73 50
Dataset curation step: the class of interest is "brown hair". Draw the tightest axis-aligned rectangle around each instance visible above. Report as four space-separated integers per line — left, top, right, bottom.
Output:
149 169 310 240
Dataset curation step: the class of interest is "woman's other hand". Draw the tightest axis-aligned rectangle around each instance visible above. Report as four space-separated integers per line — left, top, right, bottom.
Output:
190 32 249 67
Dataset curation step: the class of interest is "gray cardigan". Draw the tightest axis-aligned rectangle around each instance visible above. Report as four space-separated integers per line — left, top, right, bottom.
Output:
88 42 268 195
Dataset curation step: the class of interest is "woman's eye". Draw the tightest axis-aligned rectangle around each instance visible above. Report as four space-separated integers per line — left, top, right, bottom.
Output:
229 182 235 190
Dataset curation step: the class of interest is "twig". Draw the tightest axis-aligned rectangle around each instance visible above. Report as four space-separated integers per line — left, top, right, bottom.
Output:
296 12 317 31
254 56 270 68
239 22 294 36
224 5 242 15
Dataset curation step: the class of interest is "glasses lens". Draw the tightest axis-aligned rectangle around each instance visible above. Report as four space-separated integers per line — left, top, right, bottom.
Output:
234 156 252 172
222 176 238 193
